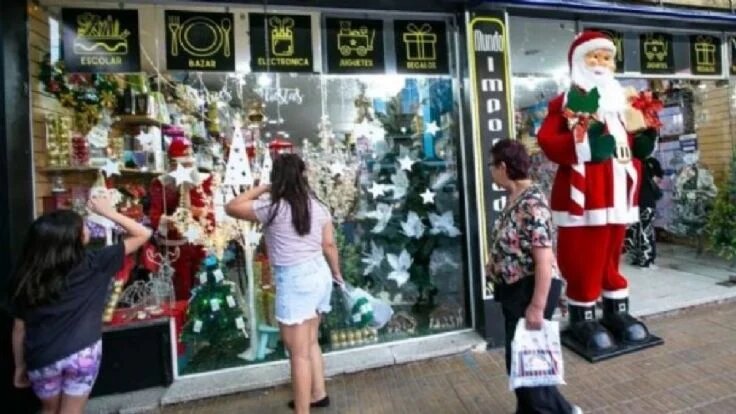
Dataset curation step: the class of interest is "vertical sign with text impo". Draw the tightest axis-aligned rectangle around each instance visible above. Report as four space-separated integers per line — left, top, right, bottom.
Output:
640 32 674 74
730 37 736 76
394 20 449 74
467 12 512 299
324 17 385 74
690 34 722 76
62 8 140 73
249 13 313 73
165 10 235 71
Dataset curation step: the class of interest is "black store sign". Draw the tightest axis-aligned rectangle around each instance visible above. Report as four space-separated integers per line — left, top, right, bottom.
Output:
588 28 625 73
165 10 235 71
394 20 449 74
731 37 736 76
249 13 313 72
640 32 675 74
325 18 384 74
690 35 722 75
62 8 140 73
467 12 511 299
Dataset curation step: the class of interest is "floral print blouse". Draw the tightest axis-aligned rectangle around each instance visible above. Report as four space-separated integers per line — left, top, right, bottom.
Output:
489 185 559 285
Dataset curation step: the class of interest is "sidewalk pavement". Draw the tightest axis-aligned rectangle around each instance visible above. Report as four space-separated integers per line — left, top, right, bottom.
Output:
161 301 736 414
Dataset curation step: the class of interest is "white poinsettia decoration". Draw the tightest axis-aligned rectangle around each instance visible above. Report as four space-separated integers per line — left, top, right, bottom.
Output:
387 249 413 287
361 241 385 275
429 211 461 237
364 203 393 233
401 211 425 239
390 171 410 200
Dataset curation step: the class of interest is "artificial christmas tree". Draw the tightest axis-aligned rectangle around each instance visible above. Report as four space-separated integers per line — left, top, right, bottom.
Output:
707 151 736 265
180 255 249 372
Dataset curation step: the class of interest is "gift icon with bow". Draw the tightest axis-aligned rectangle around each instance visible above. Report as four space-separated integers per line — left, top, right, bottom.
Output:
402 23 437 61
269 16 295 57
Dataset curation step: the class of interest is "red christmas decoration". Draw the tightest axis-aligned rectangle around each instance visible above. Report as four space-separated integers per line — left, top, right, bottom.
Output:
630 91 663 130
71 134 90 167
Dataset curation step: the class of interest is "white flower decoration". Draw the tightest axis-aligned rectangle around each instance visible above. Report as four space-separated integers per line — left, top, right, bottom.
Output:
400 211 425 239
361 241 385 275
364 203 393 233
390 171 410 200
387 249 413 287
429 211 461 237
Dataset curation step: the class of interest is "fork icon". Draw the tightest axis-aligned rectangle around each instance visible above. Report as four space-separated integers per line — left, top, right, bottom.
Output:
168 16 181 56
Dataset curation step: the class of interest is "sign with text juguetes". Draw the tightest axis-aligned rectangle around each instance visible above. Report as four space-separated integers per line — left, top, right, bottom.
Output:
249 13 313 72
164 10 235 72
394 20 449 74
639 32 674 74
689 34 722 76
62 8 140 73
324 17 385 74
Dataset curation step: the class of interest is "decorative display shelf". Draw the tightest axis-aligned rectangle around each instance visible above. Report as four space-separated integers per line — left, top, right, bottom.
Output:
41 166 165 175
113 114 164 128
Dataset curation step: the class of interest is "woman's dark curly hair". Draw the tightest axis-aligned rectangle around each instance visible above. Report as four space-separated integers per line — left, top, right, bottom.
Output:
490 139 531 180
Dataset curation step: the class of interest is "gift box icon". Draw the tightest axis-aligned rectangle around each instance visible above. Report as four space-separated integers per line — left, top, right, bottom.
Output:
269 16 295 57
693 37 716 66
402 23 437 61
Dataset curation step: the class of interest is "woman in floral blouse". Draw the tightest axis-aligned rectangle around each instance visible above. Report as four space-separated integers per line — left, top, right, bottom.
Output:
485 139 580 414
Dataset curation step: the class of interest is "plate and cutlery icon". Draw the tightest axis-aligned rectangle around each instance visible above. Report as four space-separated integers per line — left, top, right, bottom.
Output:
168 14 232 58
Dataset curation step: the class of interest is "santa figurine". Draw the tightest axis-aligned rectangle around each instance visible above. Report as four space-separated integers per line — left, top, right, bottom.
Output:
538 31 660 358
149 135 214 301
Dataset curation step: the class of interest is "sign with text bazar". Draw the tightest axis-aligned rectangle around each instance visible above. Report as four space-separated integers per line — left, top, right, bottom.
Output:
249 13 313 72
62 8 140 73
165 10 235 71
466 11 512 299
324 17 385 74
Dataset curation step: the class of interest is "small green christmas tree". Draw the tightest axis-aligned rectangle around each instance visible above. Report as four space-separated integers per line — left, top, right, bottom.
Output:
181 255 249 365
707 151 736 265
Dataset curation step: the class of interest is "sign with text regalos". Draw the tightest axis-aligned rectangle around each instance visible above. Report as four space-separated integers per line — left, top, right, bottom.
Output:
467 12 512 299
62 8 140 73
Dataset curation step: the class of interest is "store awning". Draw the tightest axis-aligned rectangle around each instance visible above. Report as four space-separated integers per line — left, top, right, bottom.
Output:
483 0 736 27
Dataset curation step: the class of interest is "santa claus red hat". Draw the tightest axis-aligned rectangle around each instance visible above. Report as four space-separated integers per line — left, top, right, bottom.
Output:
568 31 616 69
168 136 192 159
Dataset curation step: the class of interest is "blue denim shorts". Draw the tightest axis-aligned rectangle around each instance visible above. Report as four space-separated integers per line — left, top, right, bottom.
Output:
273 255 333 325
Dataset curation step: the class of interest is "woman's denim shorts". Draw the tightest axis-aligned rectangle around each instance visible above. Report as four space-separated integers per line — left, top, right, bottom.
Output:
273 254 333 325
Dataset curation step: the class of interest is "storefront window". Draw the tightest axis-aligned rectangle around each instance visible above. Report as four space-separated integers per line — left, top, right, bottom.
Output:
31 2 467 376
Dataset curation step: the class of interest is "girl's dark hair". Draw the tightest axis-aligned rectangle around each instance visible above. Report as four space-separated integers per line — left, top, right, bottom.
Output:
12 210 86 308
490 139 531 180
267 153 312 236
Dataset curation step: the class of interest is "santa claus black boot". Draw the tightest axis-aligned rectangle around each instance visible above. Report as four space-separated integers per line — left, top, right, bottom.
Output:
600 297 649 344
568 304 615 353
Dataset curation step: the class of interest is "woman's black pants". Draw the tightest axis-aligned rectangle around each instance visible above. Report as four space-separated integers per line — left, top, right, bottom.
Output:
496 277 573 414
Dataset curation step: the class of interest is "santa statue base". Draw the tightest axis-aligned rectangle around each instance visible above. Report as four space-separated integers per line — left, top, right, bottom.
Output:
561 329 663 363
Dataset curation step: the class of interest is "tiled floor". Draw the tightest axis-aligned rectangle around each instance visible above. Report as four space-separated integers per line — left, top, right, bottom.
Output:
162 302 736 414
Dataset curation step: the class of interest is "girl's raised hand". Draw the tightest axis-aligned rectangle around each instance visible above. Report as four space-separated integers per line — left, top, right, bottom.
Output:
87 192 117 217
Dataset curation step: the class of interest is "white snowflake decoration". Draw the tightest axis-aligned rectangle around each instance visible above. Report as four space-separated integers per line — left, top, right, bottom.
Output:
387 249 413 287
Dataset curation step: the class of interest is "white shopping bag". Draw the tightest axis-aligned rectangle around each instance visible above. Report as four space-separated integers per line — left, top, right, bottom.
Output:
509 319 565 390
339 282 394 329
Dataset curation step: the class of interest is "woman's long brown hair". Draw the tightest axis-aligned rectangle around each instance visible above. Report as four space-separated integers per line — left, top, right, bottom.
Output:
266 153 312 236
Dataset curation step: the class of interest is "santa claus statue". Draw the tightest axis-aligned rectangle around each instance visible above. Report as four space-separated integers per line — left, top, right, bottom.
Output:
149 135 214 301
538 31 660 357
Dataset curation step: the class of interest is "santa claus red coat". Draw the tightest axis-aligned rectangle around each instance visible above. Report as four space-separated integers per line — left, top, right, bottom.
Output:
538 31 645 307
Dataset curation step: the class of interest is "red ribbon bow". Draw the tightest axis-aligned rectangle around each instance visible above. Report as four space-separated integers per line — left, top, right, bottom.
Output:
630 91 663 130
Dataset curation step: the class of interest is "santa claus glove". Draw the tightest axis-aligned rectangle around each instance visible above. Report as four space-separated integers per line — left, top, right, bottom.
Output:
587 120 605 138
589 134 616 163
632 128 658 159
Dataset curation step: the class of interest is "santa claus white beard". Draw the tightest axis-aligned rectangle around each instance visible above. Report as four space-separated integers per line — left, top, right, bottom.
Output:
571 63 628 146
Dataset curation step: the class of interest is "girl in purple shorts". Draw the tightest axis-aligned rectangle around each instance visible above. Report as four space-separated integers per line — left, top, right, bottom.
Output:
11 194 151 414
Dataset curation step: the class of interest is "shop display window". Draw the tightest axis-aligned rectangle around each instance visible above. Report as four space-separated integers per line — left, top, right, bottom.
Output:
30 2 468 376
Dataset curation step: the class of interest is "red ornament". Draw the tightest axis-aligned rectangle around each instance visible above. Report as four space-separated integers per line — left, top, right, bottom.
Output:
71 134 90 167
630 91 663 130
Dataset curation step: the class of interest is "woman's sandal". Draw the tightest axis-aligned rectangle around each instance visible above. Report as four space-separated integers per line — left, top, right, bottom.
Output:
288 395 330 410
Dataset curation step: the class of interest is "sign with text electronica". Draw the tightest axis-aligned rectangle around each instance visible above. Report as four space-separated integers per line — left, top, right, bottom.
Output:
325 17 385 74
249 13 313 72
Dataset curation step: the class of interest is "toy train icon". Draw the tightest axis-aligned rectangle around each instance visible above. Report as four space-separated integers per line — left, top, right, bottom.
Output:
337 21 375 57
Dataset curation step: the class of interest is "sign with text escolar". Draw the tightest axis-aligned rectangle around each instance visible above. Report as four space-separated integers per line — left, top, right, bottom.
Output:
689 34 722 75
62 8 140 73
165 10 235 72
394 20 449 74
467 12 512 299
639 32 674 74
325 17 385 74
249 13 313 72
